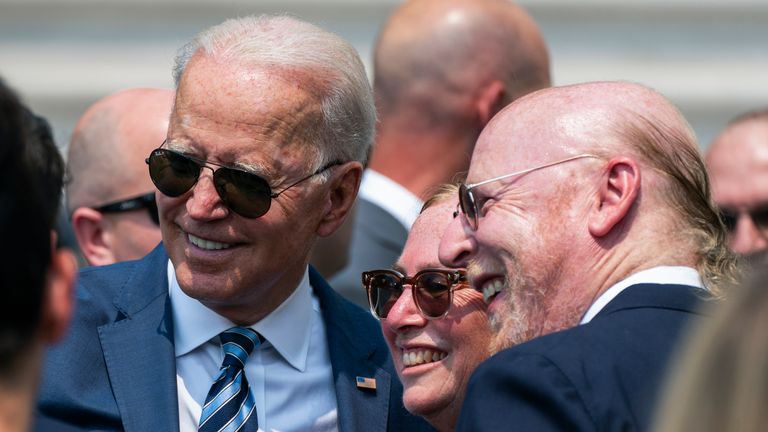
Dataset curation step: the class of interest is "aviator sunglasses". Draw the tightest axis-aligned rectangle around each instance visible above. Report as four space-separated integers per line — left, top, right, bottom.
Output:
146 147 341 218
362 269 468 320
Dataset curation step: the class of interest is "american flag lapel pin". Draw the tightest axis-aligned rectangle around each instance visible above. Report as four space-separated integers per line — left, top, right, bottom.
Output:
356 376 377 390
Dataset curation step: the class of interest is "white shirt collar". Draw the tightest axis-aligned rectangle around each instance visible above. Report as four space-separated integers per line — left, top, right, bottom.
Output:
169 260 313 371
358 169 424 230
580 266 704 324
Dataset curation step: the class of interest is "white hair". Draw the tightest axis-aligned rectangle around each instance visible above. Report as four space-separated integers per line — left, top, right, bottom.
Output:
173 15 375 167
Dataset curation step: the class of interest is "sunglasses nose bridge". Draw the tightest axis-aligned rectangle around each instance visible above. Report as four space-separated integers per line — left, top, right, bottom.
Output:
184 165 231 220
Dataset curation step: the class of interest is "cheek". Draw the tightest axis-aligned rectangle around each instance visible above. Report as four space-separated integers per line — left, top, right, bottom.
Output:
446 297 493 370
157 194 185 219
381 323 398 353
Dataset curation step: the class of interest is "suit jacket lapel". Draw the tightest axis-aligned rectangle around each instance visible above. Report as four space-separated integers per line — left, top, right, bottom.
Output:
311 267 392 432
98 247 179 432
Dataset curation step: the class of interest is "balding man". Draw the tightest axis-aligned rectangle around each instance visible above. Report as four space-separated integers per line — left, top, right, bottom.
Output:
706 109 768 257
330 0 550 306
67 88 173 265
438 81 737 431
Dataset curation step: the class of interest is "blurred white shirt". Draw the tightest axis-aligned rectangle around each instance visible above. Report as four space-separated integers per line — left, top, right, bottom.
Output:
359 169 423 230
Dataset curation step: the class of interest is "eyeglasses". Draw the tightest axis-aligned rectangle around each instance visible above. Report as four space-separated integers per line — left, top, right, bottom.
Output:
458 154 599 230
94 192 159 225
146 147 340 218
719 206 768 233
362 269 468 320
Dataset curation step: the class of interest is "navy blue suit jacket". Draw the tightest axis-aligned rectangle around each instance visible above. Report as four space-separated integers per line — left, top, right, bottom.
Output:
456 283 709 432
38 245 431 432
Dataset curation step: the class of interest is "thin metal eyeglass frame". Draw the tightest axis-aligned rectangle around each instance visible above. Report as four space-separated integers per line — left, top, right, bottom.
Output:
459 153 599 230
362 268 469 320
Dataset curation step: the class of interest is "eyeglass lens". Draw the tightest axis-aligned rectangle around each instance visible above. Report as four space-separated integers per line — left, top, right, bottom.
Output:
458 183 478 230
365 270 458 319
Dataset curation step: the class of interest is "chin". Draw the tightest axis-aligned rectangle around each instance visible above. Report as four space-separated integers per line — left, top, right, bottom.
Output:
403 389 447 419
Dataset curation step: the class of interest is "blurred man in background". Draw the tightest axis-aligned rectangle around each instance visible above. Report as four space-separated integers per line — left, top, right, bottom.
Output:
67 88 172 266
330 0 551 306
706 109 768 257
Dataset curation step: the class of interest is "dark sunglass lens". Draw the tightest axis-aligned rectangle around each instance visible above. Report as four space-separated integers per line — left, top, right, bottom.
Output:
414 272 452 318
718 209 737 233
751 207 768 230
459 184 477 230
149 150 200 197
213 168 272 218
369 273 402 319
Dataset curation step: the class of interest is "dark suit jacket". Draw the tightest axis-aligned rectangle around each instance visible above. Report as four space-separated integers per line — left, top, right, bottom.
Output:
331 198 409 308
456 283 709 432
38 245 431 432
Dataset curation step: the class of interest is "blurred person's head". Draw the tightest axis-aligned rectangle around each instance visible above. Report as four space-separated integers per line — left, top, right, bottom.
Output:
67 88 173 266
366 184 491 431
159 15 371 324
706 109 768 256
370 0 550 199
439 81 736 349
0 78 76 431
653 266 768 432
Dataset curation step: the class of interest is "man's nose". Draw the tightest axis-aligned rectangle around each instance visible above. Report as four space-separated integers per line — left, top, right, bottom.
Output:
438 215 476 268
730 213 768 255
185 170 229 220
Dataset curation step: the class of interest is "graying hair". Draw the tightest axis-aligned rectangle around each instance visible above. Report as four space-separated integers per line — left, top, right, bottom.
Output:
173 15 376 168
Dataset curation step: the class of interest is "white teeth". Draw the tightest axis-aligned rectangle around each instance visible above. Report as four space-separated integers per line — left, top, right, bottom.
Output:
188 234 233 250
482 279 504 303
402 349 447 367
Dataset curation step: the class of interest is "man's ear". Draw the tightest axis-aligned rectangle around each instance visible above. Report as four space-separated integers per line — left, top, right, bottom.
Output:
588 157 640 238
316 161 363 238
71 207 116 266
476 80 507 127
40 235 78 344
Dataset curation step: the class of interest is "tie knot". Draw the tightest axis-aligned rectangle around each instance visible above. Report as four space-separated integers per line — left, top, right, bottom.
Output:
219 327 262 368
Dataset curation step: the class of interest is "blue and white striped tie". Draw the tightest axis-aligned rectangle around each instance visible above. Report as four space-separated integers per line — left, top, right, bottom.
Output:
198 327 262 432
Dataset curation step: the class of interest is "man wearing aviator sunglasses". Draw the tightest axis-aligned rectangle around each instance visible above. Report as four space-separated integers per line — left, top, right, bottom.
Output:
40 15 431 432
365 186 493 432
438 82 739 432
66 88 173 266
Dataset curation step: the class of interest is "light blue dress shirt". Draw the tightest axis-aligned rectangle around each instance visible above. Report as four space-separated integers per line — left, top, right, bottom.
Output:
169 261 338 432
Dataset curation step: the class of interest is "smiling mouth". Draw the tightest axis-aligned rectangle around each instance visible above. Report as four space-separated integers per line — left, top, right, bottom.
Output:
402 349 447 367
480 278 504 303
188 233 233 250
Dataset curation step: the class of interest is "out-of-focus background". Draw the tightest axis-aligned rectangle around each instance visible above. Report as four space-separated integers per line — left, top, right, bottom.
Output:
1 0 766 152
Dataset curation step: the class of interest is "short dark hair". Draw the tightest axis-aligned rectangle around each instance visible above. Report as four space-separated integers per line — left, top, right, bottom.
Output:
0 78 52 372
22 109 64 227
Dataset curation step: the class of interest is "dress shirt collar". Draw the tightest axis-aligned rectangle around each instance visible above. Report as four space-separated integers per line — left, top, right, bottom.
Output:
580 266 704 324
358 169 424 230
169 260 313 371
